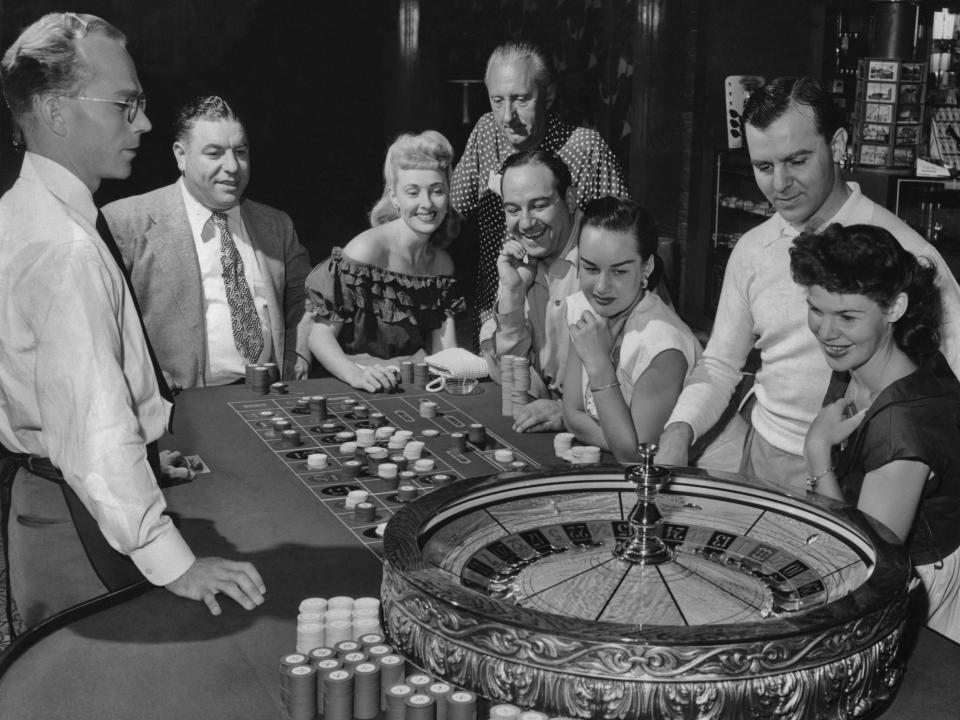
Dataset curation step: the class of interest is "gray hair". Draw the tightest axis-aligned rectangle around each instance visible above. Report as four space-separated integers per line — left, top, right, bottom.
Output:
1 12 126 122
484 42 552 90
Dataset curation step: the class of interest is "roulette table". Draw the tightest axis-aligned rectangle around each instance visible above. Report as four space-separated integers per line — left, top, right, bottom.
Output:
0 378 958 719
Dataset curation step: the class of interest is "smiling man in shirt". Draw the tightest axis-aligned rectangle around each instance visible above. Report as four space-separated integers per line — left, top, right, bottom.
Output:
655 76 960 490
479 149 582 433
0 12 265 630
104 96 311 390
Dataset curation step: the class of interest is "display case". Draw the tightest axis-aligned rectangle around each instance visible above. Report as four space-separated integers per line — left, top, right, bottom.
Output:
709 149 773 315
894 177 960 246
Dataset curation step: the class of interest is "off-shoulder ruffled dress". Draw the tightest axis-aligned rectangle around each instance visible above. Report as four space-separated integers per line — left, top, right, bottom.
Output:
305 247 465 365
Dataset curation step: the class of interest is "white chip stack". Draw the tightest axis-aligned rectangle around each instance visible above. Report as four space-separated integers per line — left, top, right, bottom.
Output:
355 428 376 447
553 432 575 460
570 445 601 464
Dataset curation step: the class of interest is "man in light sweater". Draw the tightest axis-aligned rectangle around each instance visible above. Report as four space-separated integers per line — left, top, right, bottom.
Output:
655 76 960 490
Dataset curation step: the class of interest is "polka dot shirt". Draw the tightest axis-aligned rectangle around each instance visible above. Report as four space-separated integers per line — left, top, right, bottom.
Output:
450 112 628 328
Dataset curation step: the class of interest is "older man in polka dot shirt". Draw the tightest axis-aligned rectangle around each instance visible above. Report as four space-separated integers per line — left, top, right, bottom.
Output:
451 41 628 336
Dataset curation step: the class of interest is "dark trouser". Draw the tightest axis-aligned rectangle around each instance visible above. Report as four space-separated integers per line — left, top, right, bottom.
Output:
8 468 111 629
3 454 149 632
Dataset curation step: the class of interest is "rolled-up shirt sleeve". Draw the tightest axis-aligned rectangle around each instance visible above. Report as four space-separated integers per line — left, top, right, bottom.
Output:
29 242 194 586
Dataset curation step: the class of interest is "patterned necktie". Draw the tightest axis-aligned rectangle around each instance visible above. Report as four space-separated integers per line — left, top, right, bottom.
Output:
211 211 264 364
96 211 175 409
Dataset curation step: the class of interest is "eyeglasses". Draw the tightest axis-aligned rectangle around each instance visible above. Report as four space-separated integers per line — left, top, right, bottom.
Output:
69 95 147 123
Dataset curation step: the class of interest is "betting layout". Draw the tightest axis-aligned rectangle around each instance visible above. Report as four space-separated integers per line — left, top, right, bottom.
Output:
229 390 539 558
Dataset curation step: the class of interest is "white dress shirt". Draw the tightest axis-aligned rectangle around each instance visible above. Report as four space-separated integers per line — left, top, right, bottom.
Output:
0 153 194 585
179 180 273 384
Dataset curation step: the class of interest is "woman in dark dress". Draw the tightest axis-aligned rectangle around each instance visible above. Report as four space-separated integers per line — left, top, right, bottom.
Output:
299 131 464 392
791 223 960 642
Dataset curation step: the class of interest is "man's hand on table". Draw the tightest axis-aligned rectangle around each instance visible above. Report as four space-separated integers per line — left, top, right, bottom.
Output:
655 422 693 466
512 399 564 433
158 449 196 484
166 558 266 615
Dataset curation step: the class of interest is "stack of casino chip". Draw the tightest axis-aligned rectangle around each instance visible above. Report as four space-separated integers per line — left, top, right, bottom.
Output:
309 395 328 423
378 655 406 708
375 425 396 442
510 357 531 411
359 632 386 649
313 657 342 715
263 362 280 385
518 711 549 720
397 484 418 503
414 458 435 474
413 362 429 387
553 432 575 460
364 446 389 474
307 452 328 470
569 445 601 464
403 440 425 461
355 502 377 523
386 683 414 720
353 405 370 420
428 681 453 720
450 432 468 452
390 430 414 449
296 619 325 653
467 423 487 445
356 428 376 448
378 462 400 490
448 690 478 720
500 355 514 416
280 428 302 447
369 412 387 428
420 400 439 418
323 668 355 720
280 661 317 720
406 692 437 720
246 364 270 394
270 417 291 439
494 449 514 465
353 661 381 719
400 361 415 384
488 704 522 720
345 489 369 510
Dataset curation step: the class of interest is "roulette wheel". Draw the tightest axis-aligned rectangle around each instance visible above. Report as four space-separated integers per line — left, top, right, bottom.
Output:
382 448 911 719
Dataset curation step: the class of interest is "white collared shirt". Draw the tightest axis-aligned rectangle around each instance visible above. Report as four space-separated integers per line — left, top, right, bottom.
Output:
179 180 273 384
0 152 193 585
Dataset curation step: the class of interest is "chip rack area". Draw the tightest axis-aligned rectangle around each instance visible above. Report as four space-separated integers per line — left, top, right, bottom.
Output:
0 378 959 720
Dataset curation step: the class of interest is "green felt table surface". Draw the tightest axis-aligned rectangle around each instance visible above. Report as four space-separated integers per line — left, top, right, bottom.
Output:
0 378 958 719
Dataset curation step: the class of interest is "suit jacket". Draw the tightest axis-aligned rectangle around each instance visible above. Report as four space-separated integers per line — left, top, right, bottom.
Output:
103 182 310 389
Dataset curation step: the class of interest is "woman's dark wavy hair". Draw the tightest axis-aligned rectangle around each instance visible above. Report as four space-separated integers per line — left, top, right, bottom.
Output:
790 223 941 360
580 196 664 289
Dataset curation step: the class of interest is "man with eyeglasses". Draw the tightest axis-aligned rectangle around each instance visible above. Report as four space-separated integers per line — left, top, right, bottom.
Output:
103 95 311 390
0 12 266 631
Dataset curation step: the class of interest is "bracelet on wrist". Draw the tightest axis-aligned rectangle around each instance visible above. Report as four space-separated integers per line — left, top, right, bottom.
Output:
805 466 833 490
295 351 310 363
589 380 620 393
